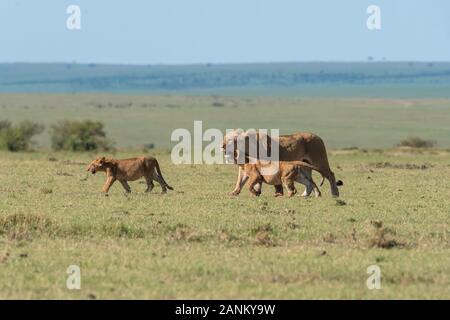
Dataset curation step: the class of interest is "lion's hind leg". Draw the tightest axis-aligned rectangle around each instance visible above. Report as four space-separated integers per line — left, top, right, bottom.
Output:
119 180 132 193
296 168 321 197
152 171 168 194
144 174 155 193
284 180 297 198
281 169 298 198
274 184 284 197
299 168 314 197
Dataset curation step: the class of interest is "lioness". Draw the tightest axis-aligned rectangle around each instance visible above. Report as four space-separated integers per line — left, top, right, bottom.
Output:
87 156 173 194
223 130 342 197
239 160 324 197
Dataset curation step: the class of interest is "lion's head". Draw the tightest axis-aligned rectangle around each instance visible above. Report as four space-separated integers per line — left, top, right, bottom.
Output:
222 129 275 164
86 157 107 174
222 129 243 163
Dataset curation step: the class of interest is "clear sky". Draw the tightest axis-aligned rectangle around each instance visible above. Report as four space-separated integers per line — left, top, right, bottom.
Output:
0 0 449 64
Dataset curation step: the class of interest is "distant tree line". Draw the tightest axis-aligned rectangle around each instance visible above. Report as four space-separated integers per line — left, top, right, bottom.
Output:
62 69 450 91
2 62 450 93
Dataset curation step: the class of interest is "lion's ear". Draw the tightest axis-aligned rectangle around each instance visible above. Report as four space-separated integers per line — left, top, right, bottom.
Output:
100 157 106 163
235 128 244 135
243 130 259 145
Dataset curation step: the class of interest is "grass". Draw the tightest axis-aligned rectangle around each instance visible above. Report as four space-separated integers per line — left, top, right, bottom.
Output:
1 94 450 149
0 149 449 299
0 94 449 299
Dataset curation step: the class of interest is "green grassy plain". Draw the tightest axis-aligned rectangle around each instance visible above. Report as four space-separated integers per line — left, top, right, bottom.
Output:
0 149 449 299
1 94 450 149
0 94 449 299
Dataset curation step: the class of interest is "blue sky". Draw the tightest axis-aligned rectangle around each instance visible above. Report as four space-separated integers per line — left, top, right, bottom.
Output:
0 0 449 64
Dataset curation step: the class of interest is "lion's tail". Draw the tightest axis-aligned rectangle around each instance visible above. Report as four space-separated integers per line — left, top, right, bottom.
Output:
295 161 343 188
154 160 174 191
293 161 326 182
319 176 325 187
320 175 343 187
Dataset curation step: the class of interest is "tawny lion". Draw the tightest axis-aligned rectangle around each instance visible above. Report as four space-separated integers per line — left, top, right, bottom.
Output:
87 156 173 194
223 130 343 197
238 160 328 197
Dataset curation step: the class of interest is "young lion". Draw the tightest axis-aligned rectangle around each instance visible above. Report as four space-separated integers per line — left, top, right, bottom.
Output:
239 160 325 197
87 156 173 194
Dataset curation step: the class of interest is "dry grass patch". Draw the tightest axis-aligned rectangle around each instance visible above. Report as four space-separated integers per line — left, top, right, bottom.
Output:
0 213 54 241
367 220 406 249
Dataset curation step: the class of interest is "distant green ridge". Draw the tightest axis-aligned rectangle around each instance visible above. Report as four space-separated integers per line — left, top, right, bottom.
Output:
1 62 450 97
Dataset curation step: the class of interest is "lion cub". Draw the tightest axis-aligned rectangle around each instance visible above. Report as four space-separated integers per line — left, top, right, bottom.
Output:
87 156 173 194
239 160 323 197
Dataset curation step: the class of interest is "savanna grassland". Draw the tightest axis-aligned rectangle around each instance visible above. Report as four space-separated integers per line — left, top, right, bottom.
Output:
0 149 449 299
1 94 450 149
0 94 449 299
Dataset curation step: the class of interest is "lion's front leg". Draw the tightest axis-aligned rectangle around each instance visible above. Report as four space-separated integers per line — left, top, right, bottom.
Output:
102 176 116 194
247 177 262 196
230 167 246 196
254 182 262 194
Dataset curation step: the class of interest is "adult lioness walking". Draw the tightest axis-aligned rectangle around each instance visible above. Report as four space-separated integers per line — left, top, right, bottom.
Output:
87 156 173 194
223 130 342 197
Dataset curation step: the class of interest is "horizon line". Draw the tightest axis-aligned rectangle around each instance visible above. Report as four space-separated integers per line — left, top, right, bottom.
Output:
1 60 450 67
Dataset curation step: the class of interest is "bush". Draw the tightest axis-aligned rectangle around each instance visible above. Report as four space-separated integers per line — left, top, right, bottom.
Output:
142 143 155 153
50 120 113 151
0 120 44 151
0 120 11 131
396 136 436 148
